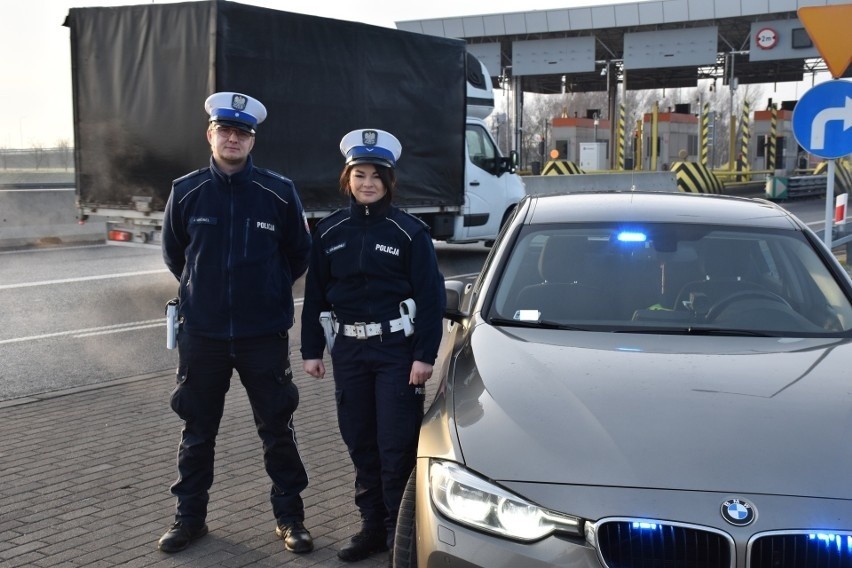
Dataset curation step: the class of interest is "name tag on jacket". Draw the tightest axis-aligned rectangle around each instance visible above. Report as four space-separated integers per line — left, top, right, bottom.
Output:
189 216 217 225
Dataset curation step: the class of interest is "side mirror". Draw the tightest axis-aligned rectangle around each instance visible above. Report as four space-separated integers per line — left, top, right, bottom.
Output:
497 151 519 175
444 280 467 324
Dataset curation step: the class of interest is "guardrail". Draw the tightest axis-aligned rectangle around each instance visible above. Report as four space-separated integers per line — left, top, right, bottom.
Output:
0 186 105 249
815 227 852 255
0 182 75 190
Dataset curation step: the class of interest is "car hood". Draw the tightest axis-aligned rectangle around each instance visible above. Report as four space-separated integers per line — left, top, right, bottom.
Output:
452 323 852 499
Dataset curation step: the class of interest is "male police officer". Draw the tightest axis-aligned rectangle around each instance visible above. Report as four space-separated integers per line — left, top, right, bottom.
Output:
159 92 314 554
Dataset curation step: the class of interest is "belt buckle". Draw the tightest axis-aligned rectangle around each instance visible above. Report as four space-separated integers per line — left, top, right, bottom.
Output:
353 322 368 339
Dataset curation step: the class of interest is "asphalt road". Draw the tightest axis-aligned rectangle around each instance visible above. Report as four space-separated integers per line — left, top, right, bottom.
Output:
0 241 489 402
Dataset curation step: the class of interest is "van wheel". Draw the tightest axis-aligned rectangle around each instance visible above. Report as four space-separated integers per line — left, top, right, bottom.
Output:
500 206 516 229
393 467 417 567
484 205 517 248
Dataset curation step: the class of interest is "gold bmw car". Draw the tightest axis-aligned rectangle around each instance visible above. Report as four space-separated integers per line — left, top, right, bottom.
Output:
393 191 852 568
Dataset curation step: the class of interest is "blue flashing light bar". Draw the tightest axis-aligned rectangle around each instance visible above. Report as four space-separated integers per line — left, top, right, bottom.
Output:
616 231 647 243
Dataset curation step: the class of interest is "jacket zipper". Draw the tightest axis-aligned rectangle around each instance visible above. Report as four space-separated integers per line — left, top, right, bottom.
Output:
227 177 235 339
244 217 250 257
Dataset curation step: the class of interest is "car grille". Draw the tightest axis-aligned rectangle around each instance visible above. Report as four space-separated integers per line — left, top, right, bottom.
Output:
595 520 733 568
749 532 852 568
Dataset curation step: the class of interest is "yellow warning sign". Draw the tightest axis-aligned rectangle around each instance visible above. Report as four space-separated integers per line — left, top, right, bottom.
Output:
798 5 852 78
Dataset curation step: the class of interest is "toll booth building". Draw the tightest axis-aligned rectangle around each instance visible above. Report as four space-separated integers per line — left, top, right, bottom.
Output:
642 110 699 171
551 116 611 170
752 107 796 174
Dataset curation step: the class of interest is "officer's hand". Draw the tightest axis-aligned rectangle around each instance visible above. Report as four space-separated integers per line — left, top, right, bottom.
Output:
409 361 433 385
303 359 325 379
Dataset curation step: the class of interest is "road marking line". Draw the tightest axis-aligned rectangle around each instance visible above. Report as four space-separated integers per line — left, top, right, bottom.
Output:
74 323 164 338
0 269 170 290
0 319 162 345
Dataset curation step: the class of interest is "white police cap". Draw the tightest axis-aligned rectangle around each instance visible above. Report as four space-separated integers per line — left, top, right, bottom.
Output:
204 92 267 134
339 129 402 169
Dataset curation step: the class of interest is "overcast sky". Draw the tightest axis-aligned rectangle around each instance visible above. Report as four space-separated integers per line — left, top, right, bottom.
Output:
0 0 828 148
2 0 584 147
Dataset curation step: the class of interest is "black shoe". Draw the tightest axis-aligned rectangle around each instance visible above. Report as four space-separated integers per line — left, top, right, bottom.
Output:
157 521 208 553
338 527 388 562
276 521 314 553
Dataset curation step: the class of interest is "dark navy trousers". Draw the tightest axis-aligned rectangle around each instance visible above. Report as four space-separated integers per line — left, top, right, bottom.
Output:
169 332 308 527
331 331 425 543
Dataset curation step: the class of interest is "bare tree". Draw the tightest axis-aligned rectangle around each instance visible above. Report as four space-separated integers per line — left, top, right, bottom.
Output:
31 142 48 170
57 139 73 171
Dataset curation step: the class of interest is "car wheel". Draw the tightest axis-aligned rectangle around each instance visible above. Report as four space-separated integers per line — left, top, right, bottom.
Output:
393 467 417 568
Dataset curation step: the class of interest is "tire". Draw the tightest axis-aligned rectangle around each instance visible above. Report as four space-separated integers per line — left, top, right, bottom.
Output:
485 205 517 248
393 466 417 568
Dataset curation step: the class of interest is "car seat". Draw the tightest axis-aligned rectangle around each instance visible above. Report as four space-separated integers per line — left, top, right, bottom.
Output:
516 235 612 320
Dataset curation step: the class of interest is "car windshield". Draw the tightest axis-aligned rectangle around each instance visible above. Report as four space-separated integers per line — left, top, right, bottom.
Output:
489 223 852 336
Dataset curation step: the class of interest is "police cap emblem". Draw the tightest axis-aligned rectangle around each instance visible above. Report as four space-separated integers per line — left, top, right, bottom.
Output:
231 94 248 111
720 498 756 526
362 130 378 147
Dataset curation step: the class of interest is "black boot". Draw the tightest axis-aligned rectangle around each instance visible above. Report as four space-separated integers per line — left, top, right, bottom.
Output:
338 527 388 562
157 521 208 553
276 521 314 553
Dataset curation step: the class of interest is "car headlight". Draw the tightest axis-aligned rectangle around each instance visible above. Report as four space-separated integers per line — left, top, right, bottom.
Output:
429 460 582 541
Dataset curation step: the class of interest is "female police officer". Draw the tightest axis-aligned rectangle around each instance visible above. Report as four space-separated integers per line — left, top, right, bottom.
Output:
301 129 445 563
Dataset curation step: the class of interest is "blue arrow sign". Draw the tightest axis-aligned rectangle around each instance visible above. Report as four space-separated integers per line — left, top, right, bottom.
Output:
792 79 852 159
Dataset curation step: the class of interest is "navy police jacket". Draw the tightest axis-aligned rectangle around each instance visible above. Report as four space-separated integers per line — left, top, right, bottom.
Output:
300 196 446 364
162 155 311 339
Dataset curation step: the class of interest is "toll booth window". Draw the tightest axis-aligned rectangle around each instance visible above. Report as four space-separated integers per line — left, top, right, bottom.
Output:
687 134 698 156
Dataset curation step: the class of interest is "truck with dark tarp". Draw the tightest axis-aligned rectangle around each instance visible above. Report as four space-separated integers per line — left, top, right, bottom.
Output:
64 0 524 246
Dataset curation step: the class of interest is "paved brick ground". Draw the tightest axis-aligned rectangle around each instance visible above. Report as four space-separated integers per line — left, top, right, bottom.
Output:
0 361 394 567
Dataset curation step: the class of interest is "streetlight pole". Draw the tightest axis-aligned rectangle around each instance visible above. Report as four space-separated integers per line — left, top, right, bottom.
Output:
593 112 600 142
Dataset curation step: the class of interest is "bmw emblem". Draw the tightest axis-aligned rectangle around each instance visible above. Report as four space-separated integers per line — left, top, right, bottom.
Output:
720 498 756 526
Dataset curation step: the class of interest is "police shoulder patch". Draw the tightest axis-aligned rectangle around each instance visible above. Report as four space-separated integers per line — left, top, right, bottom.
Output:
172 167 208 185
256 168 291 184
395 208 430 231
316 208 347 230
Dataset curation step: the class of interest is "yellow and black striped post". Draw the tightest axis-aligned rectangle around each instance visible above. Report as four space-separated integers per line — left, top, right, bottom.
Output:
815 159 852 195
672 162 724 194
651 101 659 171
700 102 710 166
738 100 750 180
616 102 626 170
635 119 643 171
541 160 585 175
768 104 777 171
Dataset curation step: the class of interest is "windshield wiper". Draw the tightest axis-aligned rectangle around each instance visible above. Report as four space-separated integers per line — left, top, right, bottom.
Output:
620 326 775 337
489 316 589 331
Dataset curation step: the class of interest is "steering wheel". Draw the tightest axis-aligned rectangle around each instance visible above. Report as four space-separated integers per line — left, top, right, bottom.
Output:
705 289 794 322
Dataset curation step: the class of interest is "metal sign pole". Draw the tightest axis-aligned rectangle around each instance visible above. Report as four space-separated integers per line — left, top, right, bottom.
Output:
825 159 835 248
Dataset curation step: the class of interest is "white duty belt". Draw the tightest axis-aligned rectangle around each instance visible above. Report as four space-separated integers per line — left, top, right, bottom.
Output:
322 298 417 344
337 318 406 339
